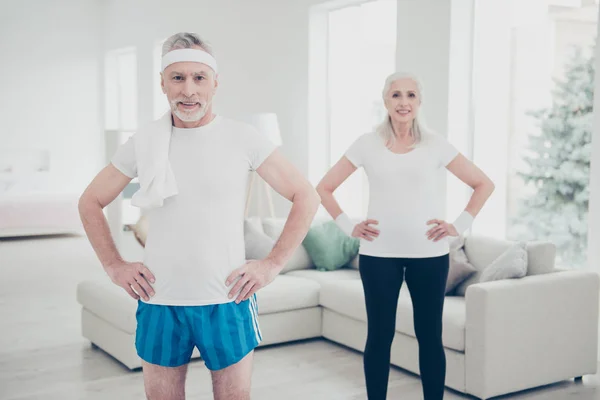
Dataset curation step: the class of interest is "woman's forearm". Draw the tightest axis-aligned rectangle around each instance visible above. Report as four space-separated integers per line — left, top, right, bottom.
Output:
317 187 357 236
316 187 343 219
463 180 495 217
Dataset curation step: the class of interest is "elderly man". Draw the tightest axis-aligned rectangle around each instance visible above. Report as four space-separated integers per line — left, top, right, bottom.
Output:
78 32 320 400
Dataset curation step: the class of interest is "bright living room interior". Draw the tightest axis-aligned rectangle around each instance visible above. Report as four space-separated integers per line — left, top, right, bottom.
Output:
2 0 600 399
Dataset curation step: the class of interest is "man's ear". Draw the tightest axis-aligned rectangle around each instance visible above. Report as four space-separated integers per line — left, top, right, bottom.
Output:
160 73 166 94
213 73 219 94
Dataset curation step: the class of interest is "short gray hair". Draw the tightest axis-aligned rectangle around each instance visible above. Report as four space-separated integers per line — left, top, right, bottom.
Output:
376 72 426 149
161 32 214 57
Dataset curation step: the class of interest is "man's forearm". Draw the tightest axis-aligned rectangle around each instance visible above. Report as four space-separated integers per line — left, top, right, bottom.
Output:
265 187 320 270
78 199 123 270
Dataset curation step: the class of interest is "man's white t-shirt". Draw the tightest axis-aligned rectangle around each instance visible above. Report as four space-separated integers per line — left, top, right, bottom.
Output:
111 115 277 306
344 131 459 258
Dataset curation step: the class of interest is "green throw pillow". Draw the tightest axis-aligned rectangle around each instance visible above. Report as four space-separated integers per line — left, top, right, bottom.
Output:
302 221 360 271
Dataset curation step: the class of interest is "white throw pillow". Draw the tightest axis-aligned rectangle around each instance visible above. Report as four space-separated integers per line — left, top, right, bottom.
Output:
479 241 528 283
262 218 314 273
244 219 275 261
445 235 477 294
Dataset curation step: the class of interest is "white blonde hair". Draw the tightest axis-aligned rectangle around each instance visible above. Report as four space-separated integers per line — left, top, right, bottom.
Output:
376 72 427 149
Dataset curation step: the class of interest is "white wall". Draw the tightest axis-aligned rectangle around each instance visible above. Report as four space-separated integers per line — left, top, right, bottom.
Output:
0 0 104 193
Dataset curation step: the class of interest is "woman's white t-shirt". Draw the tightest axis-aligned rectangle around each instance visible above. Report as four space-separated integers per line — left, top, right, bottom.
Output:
344 131 459 258
111 115 277 305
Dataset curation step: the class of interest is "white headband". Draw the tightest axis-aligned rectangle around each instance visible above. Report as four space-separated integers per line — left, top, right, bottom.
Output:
161 49 219 73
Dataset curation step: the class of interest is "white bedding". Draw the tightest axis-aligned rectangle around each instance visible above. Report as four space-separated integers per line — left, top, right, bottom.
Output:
0 169 83 237
0 191 82 237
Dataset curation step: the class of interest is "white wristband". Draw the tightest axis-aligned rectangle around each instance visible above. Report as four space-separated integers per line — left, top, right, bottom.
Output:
452 211 474 235
335 212 355 237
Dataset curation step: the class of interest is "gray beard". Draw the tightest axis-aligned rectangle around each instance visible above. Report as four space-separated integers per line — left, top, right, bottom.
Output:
172 105 207 122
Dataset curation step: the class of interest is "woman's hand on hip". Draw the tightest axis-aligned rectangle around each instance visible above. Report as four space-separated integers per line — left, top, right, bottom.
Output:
426 219 458 241
353 219 380 241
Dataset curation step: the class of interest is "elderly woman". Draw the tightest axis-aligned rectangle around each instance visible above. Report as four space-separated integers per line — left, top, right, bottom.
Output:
316 72 495 400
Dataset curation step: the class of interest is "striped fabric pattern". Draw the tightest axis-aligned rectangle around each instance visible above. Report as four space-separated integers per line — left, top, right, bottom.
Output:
135 294 261 370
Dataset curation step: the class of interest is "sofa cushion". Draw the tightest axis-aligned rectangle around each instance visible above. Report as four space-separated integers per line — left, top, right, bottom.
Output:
245 216 264 233
286 268 360 286
455 237 552 296
446 236 477 294
320 280 466 352
302 221 360 271
255 275 320 315
262 218 314 273
244 218 275 261
77 280 138 334
455 242 529 296
479 242 528 282
463 235 555 276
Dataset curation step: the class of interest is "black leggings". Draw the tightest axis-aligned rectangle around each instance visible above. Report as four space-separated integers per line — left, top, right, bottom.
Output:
359 254 449 400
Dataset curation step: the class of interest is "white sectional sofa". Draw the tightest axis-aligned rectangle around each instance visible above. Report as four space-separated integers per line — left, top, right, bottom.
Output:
76 218 599 399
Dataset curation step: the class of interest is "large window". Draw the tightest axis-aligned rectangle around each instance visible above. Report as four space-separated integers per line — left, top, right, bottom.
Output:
105 48 137 133
472 0 597 269
104 47 139 226
325 0 397 218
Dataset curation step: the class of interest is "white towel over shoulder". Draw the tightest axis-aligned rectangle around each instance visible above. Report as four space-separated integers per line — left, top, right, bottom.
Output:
131 112 178 210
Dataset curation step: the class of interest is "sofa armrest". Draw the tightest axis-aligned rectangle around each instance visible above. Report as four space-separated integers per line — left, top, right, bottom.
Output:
465 270 599 399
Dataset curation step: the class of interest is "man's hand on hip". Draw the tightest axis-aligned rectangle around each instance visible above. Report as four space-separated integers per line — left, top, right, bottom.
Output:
105 261 155 301
226 259 281 304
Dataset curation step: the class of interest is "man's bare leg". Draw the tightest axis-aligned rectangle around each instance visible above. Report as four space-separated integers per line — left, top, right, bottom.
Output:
142 360 189 400
211 351 254 400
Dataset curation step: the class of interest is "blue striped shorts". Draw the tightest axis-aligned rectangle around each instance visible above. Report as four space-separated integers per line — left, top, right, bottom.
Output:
135 295 262 370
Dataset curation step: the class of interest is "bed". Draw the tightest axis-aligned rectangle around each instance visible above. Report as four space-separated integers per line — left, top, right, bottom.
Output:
0 150 83 238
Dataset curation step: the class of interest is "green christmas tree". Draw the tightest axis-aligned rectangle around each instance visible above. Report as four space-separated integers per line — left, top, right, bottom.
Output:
511 46 594 269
